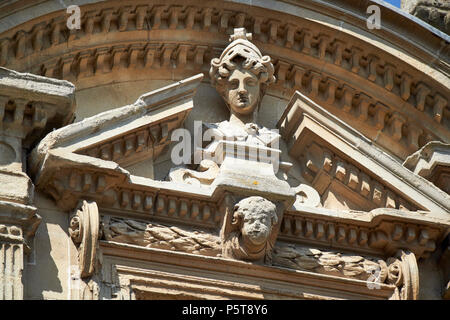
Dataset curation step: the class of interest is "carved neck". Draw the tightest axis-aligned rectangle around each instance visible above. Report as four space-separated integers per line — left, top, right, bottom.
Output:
229 111 257 127
240 234 267 256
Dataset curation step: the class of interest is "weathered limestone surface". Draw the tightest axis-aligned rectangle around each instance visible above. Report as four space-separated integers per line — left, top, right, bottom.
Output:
404 141 450 193
0 0 448 161
103 216 222 256
0 66 75 300
0 0 448 300
278 91 450 217
0 170 33 204
20 26 449 300
24 192 77 300
402 0 450 34
0 200 40 299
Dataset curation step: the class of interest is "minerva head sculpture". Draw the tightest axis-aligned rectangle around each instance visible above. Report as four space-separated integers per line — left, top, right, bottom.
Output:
169 29 280 186
209 28 276 124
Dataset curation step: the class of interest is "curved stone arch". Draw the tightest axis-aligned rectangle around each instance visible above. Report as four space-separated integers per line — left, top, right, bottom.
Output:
0 0 448 160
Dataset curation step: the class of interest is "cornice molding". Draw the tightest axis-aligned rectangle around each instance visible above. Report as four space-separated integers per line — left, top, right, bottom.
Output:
280 207 447 259
98 240 419 299
29 74 202 185
0 67 75 148
0 1 448 160
278 91 450 216
29 77 449 261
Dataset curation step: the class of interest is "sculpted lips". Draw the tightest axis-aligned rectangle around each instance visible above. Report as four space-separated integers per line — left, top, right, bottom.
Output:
248 228 267 240
237 94 248 104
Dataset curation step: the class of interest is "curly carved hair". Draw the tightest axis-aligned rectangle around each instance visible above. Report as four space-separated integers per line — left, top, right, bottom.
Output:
232 196 278 228
209 51 276 109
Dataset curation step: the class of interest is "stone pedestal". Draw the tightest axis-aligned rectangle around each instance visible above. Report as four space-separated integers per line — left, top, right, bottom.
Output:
198 122 295 202
212 156 294 202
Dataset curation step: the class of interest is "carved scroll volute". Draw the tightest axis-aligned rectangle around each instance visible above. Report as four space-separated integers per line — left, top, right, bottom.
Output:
219 193 236 240
387 250 419 300
265 201 285 264
69 200 100 278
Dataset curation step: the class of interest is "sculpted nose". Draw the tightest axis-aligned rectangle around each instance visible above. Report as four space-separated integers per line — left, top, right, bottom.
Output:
238 81 247 94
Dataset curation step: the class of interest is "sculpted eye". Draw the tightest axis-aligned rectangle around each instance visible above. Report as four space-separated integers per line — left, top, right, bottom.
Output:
230 80 239 89
246 79 257 86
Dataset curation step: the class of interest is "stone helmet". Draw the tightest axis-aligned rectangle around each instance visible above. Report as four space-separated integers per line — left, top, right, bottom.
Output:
209 28 276 110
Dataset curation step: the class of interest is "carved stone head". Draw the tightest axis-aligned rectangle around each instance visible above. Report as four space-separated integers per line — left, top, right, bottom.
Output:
233 196 278 247
209 28 275 120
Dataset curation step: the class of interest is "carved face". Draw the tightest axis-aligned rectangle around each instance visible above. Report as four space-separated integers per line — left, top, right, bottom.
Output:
240 209 272 246
225 68 260 116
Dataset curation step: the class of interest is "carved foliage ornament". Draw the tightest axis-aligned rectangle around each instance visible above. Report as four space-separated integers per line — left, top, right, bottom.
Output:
102 216 222 257
273 244 419 299
69 200 100 278
99 214 420 299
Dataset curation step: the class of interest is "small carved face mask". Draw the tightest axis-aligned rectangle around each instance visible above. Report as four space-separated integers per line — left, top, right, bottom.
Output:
240 210 272 246
225 68 260 116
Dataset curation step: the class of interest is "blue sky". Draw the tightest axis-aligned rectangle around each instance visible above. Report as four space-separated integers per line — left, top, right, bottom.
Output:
382 0 401 7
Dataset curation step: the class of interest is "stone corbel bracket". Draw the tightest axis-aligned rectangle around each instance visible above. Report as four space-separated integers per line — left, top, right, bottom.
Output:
29 74 204 211
219 193 287 264
69 200 100 278
278 91 450 218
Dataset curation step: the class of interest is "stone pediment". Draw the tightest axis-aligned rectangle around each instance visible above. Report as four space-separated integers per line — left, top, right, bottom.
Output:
23 21 449 299
2 0 448 164
278 91 450 220
29 74 203 209
28 73 449 262
28 78 450 264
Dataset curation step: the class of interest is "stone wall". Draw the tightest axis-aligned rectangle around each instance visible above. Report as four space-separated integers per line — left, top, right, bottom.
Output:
24 192 77 299
0 0 448 300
